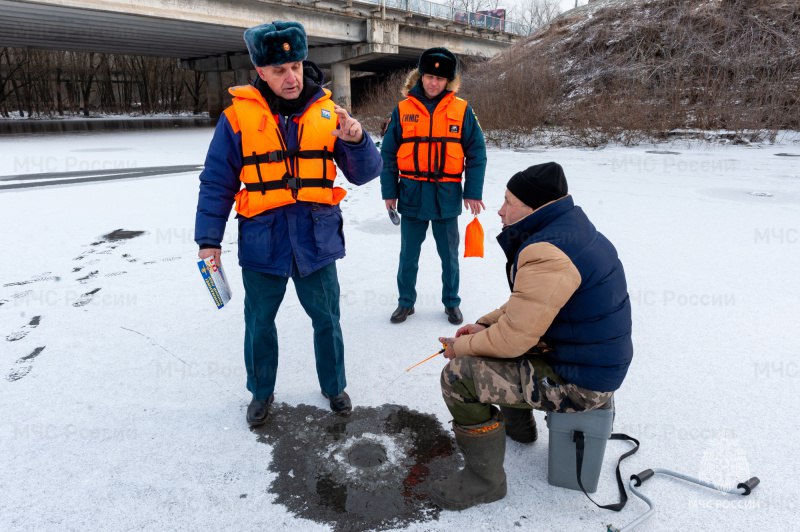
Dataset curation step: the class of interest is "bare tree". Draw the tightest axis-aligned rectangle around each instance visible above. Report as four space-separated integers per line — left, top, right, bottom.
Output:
0 48 213 117
64 51 105 117
183 70 206 115
0 48 28 117
447 0 492 14
512 0 561 35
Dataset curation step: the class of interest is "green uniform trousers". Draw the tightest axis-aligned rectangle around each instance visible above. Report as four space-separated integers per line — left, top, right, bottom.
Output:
397 215 460 308
242 264 346 401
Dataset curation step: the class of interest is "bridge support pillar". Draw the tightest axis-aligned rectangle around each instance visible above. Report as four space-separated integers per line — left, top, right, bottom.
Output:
331 62 351 109
234 69 252 86
206 71 224 121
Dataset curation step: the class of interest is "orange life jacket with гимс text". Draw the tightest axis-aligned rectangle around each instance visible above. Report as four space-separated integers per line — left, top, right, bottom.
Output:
396 92 467 183
225 85 346 218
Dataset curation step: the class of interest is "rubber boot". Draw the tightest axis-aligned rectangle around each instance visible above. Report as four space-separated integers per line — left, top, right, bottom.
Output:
429 415 507 510
500 406 537 443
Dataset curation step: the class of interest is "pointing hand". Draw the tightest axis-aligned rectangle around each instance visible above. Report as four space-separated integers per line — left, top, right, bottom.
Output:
331 105 364 143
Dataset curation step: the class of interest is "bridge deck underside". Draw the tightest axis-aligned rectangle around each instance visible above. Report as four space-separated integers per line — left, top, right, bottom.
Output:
1 0 340 59
2 0 504 73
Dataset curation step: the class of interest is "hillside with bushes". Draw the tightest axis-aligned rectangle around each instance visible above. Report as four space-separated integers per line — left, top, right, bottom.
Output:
360 0 800 145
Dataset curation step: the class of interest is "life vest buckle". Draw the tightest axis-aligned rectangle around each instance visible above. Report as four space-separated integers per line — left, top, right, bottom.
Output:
266 151 284 163
284 176 303 191
419 170 442 181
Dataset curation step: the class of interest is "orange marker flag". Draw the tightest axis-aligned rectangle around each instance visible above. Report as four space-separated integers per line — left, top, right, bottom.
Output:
464 216 484 258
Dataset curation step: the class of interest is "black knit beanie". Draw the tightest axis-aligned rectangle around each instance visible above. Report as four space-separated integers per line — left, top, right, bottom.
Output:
506 162 568 210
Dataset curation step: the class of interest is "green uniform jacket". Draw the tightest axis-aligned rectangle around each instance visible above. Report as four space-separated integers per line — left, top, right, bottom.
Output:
380 83 487 221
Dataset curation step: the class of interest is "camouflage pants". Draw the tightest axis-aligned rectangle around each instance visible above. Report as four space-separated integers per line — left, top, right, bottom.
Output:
440 355 613 426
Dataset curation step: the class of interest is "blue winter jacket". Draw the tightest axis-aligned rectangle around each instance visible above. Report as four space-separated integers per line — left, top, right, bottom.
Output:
194 82 382 278
498 196 633 391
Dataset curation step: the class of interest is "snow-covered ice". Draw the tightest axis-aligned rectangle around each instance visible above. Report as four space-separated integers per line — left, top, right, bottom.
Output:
1 128 799 531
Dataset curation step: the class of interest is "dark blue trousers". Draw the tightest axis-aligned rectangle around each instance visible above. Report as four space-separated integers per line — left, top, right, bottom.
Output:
397 215 460 308
242 263 346 401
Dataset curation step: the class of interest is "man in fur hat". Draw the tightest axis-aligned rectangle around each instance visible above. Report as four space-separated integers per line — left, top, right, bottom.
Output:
430 162 633 510
194 21 382 426
380 47 487 326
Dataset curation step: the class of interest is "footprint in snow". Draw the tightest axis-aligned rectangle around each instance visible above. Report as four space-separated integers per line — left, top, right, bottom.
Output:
77 270 99 284
5 315 41 342
72 288 102 307
2 272 61 288
6 346 46 382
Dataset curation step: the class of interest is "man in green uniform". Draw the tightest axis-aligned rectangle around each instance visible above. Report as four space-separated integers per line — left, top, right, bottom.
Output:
380 47 487 326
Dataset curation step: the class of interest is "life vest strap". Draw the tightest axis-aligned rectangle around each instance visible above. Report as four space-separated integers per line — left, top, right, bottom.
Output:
399 136 461 145
243 149 330 166
243 177 334 192
400 170 462 182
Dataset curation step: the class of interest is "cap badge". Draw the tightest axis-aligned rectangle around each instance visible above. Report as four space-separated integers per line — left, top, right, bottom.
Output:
283 42 291 51
435 62 440 68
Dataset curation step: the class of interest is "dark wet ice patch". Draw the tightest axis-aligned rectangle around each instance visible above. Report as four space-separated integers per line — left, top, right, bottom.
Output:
253 403 459 531
99 229 146 242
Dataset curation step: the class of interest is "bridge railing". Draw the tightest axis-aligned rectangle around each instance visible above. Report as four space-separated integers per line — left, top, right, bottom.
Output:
357 0 527 36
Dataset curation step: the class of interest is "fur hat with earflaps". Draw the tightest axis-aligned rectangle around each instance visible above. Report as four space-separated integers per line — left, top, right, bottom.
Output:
418 47 458 80
244 21 308 67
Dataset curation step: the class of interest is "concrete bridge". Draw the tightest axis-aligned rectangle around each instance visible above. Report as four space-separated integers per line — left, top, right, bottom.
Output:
2 0 519 117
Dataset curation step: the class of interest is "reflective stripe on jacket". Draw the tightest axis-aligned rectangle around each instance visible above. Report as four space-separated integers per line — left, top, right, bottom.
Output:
226 85 345 217
396 92 467 183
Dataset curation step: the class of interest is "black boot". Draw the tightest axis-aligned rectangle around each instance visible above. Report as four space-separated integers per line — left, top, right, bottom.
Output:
429 414 507 510
323 391 352 415
390 306 414 323
499 406 537 443
445 306 463 325
246 394 274 427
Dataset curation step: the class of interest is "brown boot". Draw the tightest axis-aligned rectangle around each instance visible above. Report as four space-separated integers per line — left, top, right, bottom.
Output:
500 406 537 443
429 414 507 510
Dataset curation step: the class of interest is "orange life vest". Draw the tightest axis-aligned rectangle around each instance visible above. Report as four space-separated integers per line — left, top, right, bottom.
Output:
225 85 346 218
396 92 467 183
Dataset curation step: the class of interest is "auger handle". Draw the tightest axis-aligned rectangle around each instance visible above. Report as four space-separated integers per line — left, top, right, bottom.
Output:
738 477 760 496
